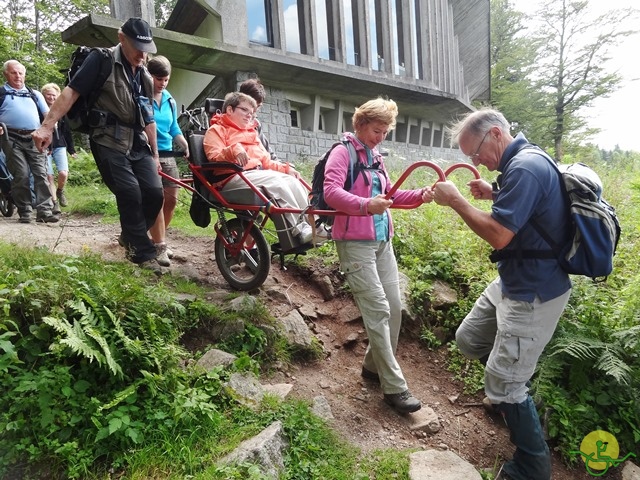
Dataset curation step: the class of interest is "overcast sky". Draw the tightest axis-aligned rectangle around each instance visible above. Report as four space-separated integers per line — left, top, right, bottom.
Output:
512 0 640 152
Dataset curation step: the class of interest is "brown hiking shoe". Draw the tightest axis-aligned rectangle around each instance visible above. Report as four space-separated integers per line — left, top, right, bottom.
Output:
139 259 166 276
483 396 496 414
155 243 171 267
383 390 422 413
56 189 67 207
361 367 380 383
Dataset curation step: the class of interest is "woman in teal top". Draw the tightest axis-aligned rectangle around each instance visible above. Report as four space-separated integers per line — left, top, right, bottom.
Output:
147 55 189 267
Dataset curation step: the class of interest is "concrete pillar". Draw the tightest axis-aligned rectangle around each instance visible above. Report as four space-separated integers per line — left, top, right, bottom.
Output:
110 0 156 26
323 100 344 135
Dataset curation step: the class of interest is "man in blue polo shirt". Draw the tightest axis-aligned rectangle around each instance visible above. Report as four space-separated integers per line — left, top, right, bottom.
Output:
433 108 572 480
0 60 58 223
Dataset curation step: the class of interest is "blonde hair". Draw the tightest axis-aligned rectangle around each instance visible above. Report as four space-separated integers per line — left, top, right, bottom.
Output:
352 97 398 132
41 83 61 95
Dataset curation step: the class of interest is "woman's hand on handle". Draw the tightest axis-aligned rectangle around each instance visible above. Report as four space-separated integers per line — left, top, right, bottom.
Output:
368 194 393 214
421 186 435 203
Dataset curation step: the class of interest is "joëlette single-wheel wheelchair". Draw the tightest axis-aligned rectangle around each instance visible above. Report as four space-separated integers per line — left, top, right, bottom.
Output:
160 99 479 291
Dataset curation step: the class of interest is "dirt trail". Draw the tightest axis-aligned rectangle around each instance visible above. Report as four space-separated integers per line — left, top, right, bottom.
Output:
0 213 606 480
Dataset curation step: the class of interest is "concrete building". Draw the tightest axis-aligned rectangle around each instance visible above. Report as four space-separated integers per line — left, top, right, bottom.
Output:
63 0 490 165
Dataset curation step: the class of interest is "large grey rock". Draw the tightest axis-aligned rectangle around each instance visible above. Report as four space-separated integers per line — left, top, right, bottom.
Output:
312 395 334 421
398 271 415 322
279 309 314 348
208 318 245 342
409 450 482 480
431 280 458 309
225 372 264 407
262 383 294 400
623 460 640 480
408 406 441 434
228 295 259 311
219 421 288 479
195 348 237 371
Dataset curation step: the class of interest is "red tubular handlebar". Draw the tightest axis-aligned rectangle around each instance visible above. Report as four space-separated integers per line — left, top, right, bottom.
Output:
385 160 447 200
383 161 481 209
443 163 481 180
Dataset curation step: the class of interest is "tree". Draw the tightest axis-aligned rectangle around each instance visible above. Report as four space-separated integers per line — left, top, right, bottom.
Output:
0 0 110 89
531 0 638 160
489 0 544 141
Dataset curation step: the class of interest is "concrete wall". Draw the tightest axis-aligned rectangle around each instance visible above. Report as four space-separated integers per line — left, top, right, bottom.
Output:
252 81 466 166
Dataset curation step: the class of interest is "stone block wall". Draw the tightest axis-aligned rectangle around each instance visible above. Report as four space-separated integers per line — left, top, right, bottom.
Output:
253 84 466 168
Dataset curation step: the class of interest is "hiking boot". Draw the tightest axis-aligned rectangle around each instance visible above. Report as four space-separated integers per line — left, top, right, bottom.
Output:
155 242 171 267
18 213 33 223
494 464 512 480
52 201 61 215
36 213 60 223
483 396 496 414
139 259 166 276
383 390 422 413
166 246 174 258
57 188 67 207
361 367 380 383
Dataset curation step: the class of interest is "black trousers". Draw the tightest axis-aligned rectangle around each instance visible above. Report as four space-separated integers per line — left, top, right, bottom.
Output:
90 140 163 263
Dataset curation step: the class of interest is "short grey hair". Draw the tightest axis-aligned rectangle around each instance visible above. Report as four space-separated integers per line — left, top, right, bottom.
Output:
448 108 510 146
3 60 24 74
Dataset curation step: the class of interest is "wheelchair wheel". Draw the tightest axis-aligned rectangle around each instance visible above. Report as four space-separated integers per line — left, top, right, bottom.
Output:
214 217 270 291
0 192 14 217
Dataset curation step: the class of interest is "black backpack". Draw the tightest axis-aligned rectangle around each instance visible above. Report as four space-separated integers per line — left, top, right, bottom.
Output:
63 46 113 133
309 139 383 226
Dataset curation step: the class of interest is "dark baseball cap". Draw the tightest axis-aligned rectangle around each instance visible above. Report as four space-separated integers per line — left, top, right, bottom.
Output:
121 17 157 53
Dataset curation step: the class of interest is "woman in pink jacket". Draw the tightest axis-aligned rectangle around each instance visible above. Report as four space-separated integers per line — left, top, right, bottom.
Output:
203 91 314 243
324 97 434 414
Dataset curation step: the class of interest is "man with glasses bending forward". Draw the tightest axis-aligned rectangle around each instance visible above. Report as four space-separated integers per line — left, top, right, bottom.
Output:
433 108 571 480
33 18 165 274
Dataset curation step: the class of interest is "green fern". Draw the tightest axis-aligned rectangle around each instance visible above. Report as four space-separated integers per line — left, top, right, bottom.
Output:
43 315 107 365
594 347 632 385
42 297 123 377
549 335 604 361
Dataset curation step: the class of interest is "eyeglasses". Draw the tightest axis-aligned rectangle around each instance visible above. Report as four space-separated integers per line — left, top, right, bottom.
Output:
469 131 490 161
234 105 255 118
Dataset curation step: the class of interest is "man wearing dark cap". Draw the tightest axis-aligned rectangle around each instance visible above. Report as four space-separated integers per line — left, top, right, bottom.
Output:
33 17 166 274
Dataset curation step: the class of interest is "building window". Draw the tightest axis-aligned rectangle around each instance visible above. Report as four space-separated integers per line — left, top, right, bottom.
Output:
284 0 303 53
392 0 405 75
344 0 359 65
370 0 384 71
316 0 330 60
412 0 423 79
247 0 273 46
290 109 299 128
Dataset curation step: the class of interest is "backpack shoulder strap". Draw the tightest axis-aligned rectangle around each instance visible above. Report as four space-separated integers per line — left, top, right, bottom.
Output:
518 147 566 252
26 86 45 123
489 145 564 263
344 140 358 189
168 97 178 121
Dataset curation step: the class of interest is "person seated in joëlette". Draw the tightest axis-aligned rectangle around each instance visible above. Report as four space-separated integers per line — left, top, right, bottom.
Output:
202 91 319 244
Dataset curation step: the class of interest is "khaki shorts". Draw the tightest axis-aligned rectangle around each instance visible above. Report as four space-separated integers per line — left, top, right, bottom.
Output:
159 157 180 188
